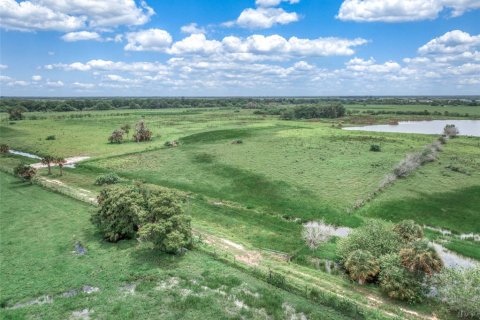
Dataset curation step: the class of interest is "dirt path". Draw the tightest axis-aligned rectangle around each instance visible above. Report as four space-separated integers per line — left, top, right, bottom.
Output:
31 156 91 169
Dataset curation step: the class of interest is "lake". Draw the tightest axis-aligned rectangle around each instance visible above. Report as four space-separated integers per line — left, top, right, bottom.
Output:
344 120 480 137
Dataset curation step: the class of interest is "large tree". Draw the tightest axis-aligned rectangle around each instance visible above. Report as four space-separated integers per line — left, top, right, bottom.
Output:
41 155 55 175
344 249 380 285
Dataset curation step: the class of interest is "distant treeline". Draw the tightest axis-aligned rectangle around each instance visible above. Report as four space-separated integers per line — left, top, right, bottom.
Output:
281 105 346 119
350 109 473 118
0 97 478 113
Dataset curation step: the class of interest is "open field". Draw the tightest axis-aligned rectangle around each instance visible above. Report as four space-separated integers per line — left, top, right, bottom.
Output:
1 104 479 319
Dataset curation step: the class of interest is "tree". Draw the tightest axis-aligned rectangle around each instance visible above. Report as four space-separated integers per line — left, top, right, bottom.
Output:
400 240 443 276
92 185 143 242
8 108 24 121
379 254 424 303
55 157 67 176
133 120 152 142
344 249 380 284
108 129 125 144
121 124 131 137
92 184 192 253
41 155 55 175
393 220 423 244
337 220 401 261
302 220 334 250
0 144 9 153
432 266 480 319
137 188 192 253
13 164 37 182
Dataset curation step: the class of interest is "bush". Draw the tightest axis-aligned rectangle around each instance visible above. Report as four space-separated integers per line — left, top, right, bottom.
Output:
13 164 37 181
379 254 424 303
432 266 480 319
344 250 380 284
94 173 121 185
0 144 9 153
133 120 152 142
337 220 401 261
8 109 23 121
231 139 243 144
46 135 56 140
393 220 423 244
92 185 192 253
369 144 381 152
443 124 459 138
164 140 179 147
108 129 125 144
302 220 334 250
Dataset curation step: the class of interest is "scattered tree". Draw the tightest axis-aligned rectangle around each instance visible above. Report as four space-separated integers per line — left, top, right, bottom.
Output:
370 144 381 152
344 249 380 284
41 155 55 175
432 266 480 319
400 240 443 276
133 120 152 142
302 220 334 250
55 157 67 176
13 163 37 182
108 129 125 144
0 144 9 153
393 220 423 244
121 124 131 137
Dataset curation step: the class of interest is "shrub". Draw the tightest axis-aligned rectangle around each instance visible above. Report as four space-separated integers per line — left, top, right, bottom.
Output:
379 254 424 303
0 144 9 153
443 124 459 138
266 270 286 288
400 240 443 276
393 220 423 244
369 144 381 152
302 220 334 250
94 173 121 185
108 129 125 144
231 139 243 144
8 109 23 121
432 266 480 319
92 185 143 242
92 185 192 253
133 120 152 142
393 153 421 178
337 220 401 261
438 136 448 144
13 164 37 181
164 140 179 147
344 250 380 284
46 135 56 140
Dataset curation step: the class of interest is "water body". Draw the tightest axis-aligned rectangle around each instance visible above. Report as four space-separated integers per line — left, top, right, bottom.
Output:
9 150 41 159
344 120 480 137
8 150 90 168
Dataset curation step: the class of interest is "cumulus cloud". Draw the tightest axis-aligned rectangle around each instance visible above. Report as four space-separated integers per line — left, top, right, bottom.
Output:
0 0 154 31
47 59 168 74
125 28 173 52
0 64 8 70
46 80 64 87
255 0 300 7
168 34 222 55
180 23 206 34
227 7 299 29
337 0 480 22
31 75 42 81
72 82 95 89
418 30 480 55
61 31 101 42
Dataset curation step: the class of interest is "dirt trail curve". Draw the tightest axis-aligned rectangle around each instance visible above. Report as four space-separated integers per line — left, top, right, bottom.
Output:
34 177 438 320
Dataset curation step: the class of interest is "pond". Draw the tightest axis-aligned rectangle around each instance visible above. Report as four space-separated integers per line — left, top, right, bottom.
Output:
343 120 480 137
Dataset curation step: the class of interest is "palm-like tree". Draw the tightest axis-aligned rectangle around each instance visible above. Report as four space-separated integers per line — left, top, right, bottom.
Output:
55 157 67 176
345 249 380 284
41 155 55 175
400 240 443 276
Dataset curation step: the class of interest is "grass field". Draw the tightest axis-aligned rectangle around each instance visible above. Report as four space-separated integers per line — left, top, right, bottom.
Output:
0 172 352 320
0 105 479 319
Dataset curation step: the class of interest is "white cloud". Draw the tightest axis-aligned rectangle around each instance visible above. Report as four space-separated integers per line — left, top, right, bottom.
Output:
345 57 401 73
72 82 95 89
0 75 12 81
0 64 8 70
125 28 173 52
168 34 222 55
46 80 64 87
31 75 42 81
180 23 206 34
337 0 480 22
0 0 154 32
418 30 480 55
231 7 299 29
61 31 101 42
8 80 29 86
255 0 300 7
47 59 168 74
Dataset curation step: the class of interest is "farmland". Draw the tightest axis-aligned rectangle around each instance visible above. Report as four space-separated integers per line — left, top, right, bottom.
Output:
1 102 479 319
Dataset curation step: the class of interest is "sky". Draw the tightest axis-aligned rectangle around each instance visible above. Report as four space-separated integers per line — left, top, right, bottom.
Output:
0 0 479 97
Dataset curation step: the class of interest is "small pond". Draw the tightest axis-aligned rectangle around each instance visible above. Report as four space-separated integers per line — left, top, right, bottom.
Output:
343 120 480 137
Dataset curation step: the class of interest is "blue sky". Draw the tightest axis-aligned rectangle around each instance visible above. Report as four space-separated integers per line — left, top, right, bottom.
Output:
1 0 479 96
